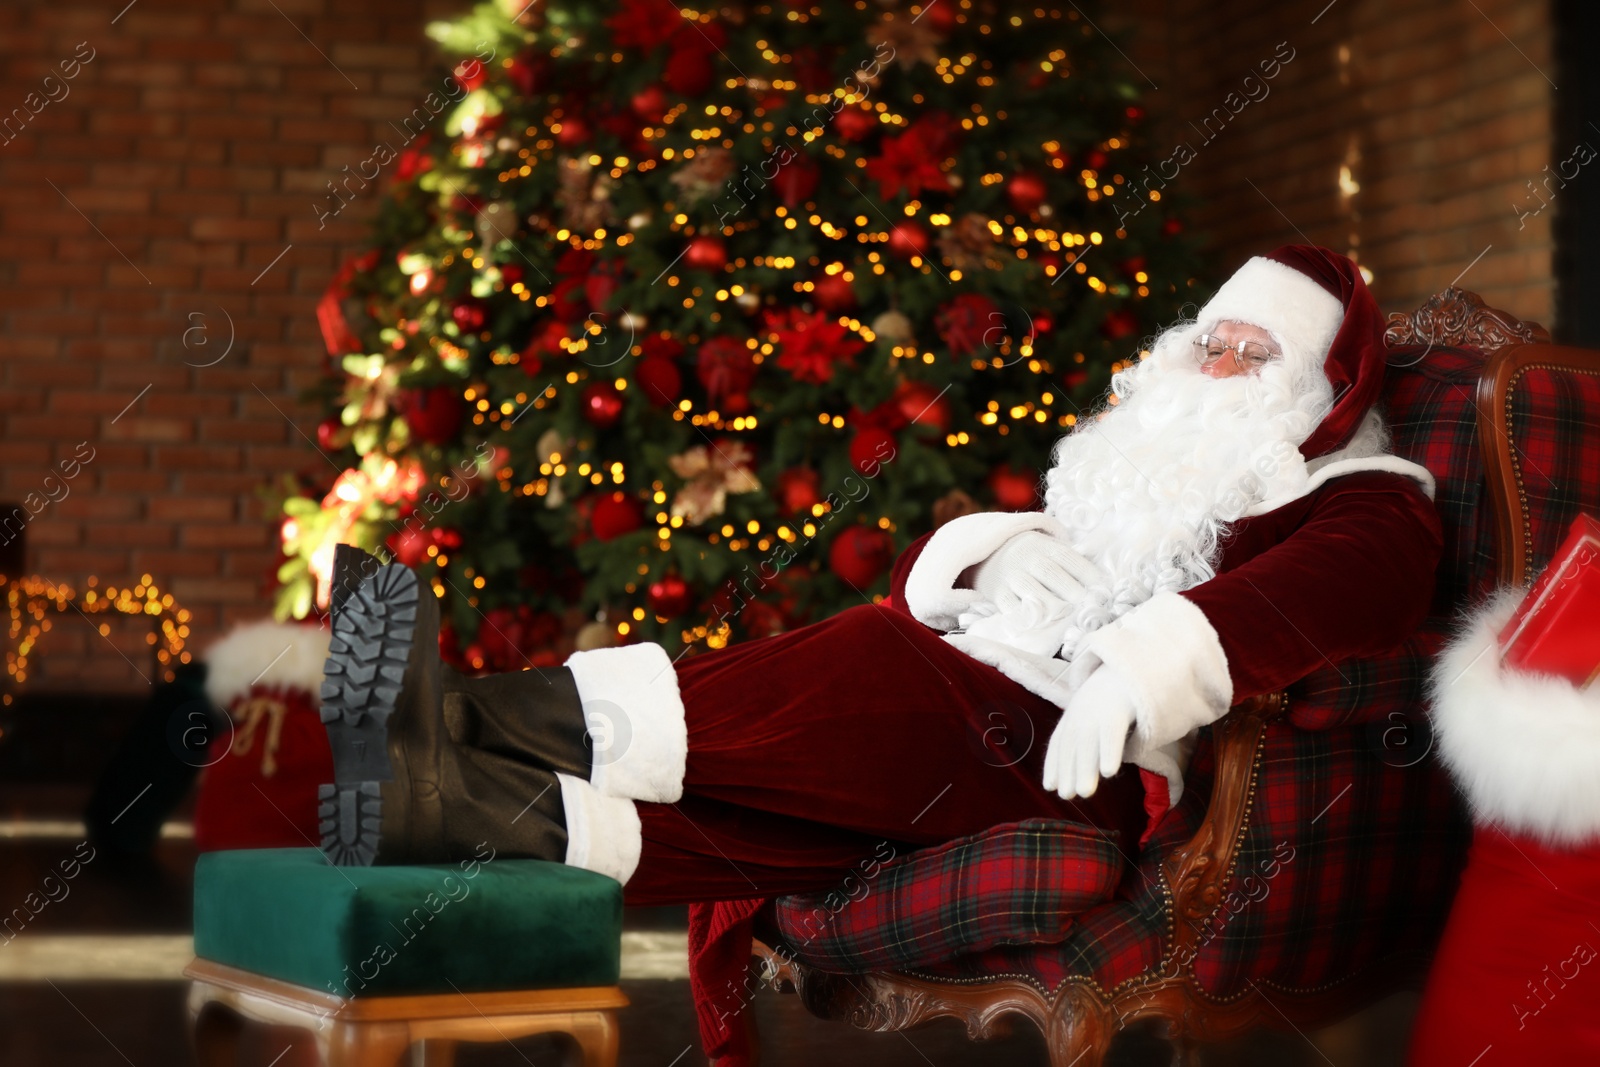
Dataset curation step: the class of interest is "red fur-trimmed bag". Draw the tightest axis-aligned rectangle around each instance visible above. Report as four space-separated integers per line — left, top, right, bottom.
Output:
194 620 333 853
1409 593 1600 1064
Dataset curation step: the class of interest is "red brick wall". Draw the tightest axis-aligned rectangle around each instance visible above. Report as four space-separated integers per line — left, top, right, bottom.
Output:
1119 0 1555 325
0 0 455 691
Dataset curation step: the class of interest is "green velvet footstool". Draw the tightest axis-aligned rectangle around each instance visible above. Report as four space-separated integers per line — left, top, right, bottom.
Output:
185 847 627 1067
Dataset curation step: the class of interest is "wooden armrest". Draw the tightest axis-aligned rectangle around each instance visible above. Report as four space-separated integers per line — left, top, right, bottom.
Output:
1158 691 1285 957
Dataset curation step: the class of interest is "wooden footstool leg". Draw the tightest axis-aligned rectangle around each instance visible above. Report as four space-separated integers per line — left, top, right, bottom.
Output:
191 1001 247 1067
327 1020 414 1067
413 1039 458 1066
568 1009 621 1067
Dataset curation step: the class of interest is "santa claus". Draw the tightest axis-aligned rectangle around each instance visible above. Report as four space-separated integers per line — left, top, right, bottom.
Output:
314 245 1441 1065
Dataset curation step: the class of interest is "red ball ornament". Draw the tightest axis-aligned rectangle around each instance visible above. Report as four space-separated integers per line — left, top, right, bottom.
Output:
499 263 525 287
1119 256 1148 278
886 221 930 259
683 235 727 272
1162 217 1184 237
631 85 669 123
988 464 1040 511
316 417 344 452
919 0 957 33
580 381 625 428
451 298 488 333
1006 171 1049 214
834 106 876 142
828 524 895 588
849 426 898 476
556 114 590 148
388 526 431 567
1063 367 1090 391
810 271 856 312
664 45 715 96
1101 309 1141 341
451 58 487 92
635 354 682 407
772 153 820 207
402 385 465 445
1086 148 1109 170
646 574 695 617
775 466 821 514
507 51 550 96
894 381 950 434
590 491 643 541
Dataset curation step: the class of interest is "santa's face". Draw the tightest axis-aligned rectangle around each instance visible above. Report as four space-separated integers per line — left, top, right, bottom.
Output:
1198 321 1280 379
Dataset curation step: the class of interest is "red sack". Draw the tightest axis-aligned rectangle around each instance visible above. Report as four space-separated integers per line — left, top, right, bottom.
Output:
195 621 333 853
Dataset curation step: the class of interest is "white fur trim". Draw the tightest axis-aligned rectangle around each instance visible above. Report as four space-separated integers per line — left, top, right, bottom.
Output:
1245 455 1436 517
903 511 1073 632
556 772 642 884
1430 591 1600 845
1067 591 1233 749
564 642 687 804
1196 256 1344 378
202 620 332 709
1245 411 1436 517
943 630 1079 708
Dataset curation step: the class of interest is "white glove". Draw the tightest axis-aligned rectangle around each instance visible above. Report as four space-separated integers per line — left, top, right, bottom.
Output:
967 530 1105 616
1041 665 1137 801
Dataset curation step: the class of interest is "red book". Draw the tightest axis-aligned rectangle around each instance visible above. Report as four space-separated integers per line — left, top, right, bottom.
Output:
1498 513 1600 687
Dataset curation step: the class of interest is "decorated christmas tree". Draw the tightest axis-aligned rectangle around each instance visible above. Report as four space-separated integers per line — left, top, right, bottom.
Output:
274 0 1205 672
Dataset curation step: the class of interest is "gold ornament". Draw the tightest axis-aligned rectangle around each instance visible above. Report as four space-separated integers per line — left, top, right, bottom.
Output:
557 156 617 232
668 146 737 204
668 442 761 526
575 618 616 650
866 14 942 70
871 309 915 345
938 212 1002 271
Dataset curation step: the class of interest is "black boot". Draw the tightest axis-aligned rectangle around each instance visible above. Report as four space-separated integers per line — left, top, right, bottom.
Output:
330 543 383 619
316 561 585 866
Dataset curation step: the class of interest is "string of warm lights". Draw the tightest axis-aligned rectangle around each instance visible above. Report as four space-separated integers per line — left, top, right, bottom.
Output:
2 573 190 704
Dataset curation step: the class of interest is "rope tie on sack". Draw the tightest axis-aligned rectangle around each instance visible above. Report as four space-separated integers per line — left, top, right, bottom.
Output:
230 695 289 778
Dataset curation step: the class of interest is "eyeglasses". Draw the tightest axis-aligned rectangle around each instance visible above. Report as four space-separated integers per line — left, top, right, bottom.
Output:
1193 334 1281 371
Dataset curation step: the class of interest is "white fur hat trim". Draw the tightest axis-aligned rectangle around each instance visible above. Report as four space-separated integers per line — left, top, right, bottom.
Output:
1195 256 1344 376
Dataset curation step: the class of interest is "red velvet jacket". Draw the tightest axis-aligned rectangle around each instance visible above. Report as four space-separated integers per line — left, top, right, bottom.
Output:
888 469 1442 705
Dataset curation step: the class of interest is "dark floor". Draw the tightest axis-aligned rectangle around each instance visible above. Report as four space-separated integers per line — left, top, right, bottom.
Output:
0 698 1418 1066
0 826 1419 1067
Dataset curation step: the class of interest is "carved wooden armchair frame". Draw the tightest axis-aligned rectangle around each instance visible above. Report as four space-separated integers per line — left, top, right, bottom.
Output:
753 288 1564 1066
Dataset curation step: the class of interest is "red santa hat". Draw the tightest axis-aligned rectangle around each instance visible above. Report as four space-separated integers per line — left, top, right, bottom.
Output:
1194 244 1386 459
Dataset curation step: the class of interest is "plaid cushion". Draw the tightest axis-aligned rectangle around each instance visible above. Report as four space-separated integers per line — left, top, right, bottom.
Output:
773 819 1124 974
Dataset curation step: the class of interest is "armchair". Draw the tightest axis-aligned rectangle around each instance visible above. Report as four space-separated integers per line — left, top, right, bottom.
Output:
752 288 1597 1065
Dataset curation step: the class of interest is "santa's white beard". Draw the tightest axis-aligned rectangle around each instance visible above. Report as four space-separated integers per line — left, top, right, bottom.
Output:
1043 322 1335 654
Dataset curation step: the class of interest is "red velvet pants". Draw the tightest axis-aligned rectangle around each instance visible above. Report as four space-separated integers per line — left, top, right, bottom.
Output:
623 599 1146 907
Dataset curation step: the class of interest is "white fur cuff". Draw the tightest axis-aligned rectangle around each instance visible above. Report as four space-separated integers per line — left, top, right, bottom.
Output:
557 772 642 885
903 510 1072 632
1431 591 1600 845
1068 591 1233 748
565 642 688 804
202 619 332 709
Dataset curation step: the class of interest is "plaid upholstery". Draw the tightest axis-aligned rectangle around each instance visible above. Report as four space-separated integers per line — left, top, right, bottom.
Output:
771 819 1124 973
775 339 1600 1005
